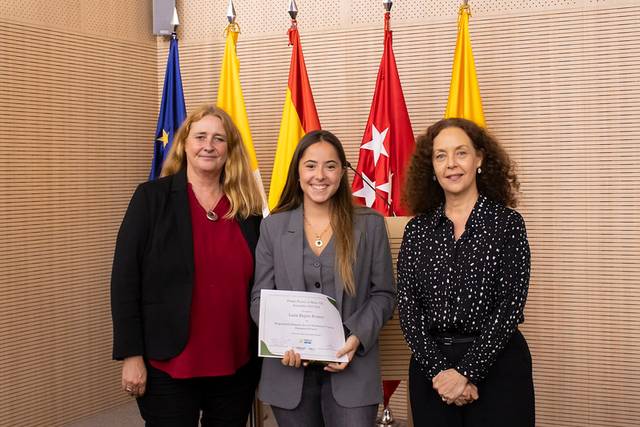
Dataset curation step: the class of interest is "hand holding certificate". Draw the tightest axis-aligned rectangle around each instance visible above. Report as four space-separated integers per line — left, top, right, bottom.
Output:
258 289 349 363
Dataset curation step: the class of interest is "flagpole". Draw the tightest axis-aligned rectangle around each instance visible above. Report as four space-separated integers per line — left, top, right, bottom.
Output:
351 0 414 216
149 7 187 180
289 0 298 21
226 0 235 23
444 0 485 127
225 0 240 34
268 0 321 208
170 6 179 40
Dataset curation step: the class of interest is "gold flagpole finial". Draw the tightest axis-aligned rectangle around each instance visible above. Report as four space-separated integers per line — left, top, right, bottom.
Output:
460 0 471 15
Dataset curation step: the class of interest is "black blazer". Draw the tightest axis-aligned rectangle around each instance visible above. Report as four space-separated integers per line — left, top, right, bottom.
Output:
110 169 261 360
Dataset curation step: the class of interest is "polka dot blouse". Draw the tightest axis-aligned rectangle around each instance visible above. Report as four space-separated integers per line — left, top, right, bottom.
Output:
397 194 531 384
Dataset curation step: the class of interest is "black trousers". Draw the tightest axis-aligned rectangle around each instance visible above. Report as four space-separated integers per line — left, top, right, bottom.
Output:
409 329 535 427
136 360 259 427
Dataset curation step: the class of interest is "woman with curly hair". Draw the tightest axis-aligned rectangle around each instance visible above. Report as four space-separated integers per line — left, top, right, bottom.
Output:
397 118 534 427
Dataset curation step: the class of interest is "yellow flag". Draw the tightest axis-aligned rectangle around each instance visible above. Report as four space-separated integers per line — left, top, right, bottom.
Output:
445 4 486 128
217 25 269 215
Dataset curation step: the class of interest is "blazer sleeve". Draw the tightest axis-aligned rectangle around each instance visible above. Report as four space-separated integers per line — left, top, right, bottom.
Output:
250 217 275 325
110 184 150 360
342 214 396 356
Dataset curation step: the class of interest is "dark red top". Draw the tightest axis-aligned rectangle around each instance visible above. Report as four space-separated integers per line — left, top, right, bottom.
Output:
150 186 253 378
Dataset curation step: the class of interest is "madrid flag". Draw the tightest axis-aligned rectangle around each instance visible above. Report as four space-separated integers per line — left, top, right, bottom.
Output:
351 12 414 216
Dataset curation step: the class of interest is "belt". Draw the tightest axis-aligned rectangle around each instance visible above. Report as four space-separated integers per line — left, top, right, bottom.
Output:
433 335 476 346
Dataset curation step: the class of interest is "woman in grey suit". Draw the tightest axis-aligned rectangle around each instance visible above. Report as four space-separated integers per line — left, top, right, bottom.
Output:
250 130 396 427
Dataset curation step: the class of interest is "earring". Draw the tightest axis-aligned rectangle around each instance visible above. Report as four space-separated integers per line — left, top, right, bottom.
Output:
477 167 482 174
432 175 436 182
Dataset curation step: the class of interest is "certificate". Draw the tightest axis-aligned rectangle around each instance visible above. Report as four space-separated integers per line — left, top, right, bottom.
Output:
258 289 348 363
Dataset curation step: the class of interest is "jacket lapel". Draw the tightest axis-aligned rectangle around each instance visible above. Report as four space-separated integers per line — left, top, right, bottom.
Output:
170 168 195 280
282 207 305 291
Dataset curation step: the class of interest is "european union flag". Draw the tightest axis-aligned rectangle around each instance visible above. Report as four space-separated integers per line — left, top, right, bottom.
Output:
149 35 187 180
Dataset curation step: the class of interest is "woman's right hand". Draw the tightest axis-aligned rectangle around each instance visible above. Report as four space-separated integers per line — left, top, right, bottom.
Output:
281 349 303 368
433 368 468 403
454 383 479 406
122 356 147 397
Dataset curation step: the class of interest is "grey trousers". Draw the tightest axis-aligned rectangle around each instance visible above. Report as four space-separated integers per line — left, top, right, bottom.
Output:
270 367 378 427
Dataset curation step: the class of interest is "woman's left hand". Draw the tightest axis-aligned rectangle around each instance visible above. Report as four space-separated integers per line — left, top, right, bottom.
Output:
433 368 468 404
324 335 360 373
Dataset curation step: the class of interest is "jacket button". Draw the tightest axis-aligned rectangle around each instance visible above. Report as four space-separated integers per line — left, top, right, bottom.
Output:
314 282 321 289
313 262 320 268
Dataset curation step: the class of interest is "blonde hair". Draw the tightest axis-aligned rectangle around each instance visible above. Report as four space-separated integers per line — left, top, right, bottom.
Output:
161 104 263 219
273 130 356 295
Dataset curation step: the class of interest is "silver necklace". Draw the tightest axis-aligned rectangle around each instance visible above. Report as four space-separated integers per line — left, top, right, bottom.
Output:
192 187 222 221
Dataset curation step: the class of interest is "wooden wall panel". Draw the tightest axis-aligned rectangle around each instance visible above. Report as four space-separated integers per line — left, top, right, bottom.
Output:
0 7 157 426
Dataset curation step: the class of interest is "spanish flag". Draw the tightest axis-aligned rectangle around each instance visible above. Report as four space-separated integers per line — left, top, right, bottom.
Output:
444 2 486 128
217 24 269 215
268 22 321 210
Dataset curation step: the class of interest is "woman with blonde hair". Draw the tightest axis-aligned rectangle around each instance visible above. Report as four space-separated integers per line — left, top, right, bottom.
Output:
250 130 396 427
111 105 263 426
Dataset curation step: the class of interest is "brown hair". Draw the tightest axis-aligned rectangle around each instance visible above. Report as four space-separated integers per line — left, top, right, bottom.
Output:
273 130 357 295
403 118 520 214
160 104 263 219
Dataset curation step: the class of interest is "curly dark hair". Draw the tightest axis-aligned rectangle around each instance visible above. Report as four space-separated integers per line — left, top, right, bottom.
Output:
403 118 520 214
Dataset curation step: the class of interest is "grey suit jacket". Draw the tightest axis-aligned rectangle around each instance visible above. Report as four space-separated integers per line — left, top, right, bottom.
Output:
250 206 396 409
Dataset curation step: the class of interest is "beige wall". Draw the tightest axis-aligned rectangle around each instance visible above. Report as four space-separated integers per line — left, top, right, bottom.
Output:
0 1 157 425
1 0 639 426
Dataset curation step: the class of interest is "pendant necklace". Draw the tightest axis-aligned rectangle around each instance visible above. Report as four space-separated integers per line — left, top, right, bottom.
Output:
206 208 218 221
206 194 223 221
194 190 221 221
303 216 331 248
190 179 223 222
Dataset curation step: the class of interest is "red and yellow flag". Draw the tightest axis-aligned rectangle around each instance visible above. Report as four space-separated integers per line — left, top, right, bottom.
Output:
268 23 320 210
444 3 486 127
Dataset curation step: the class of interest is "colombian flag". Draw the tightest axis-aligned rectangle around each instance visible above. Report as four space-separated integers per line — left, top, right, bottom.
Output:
444 3 486 128
268 23 321 210
217 24 269 215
